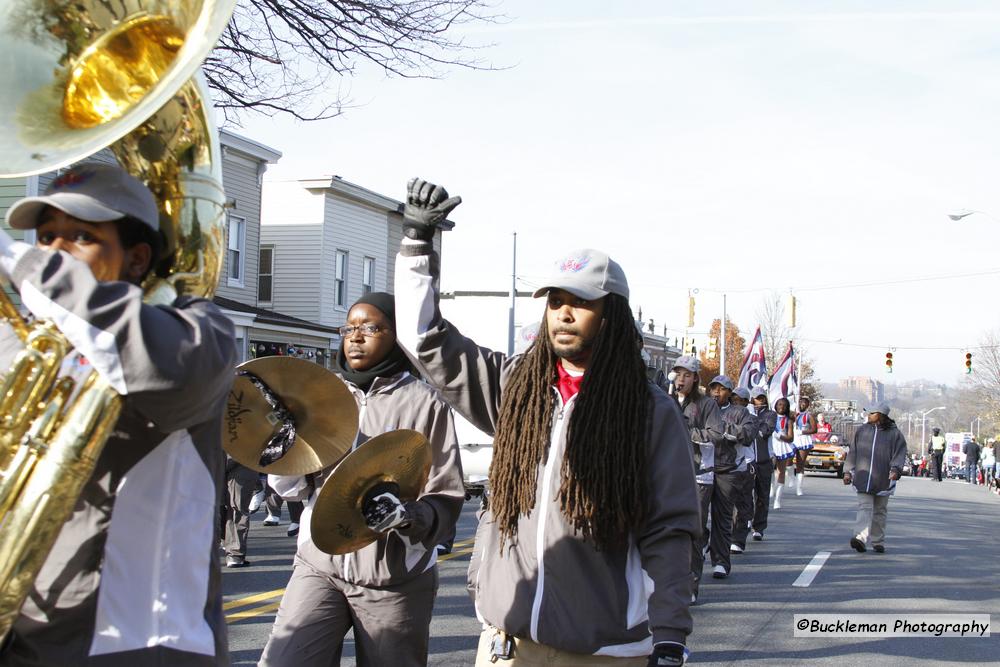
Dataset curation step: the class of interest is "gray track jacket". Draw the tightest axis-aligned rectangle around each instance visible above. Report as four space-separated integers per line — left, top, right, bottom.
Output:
846 421 907 496
717 402 755 472
395 246 700 656
0 246 236 666
269 371 464 587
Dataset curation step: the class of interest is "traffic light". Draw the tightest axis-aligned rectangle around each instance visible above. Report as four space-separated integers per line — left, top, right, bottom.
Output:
966 352 973 374
787 294 797 327
687 295 696 328
682 337 694 355
885 351 893 373
707 336 718 360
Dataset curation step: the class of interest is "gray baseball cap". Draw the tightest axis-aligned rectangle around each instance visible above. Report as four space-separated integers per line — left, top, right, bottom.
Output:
672 355 700 373
531 249 629 301
750 387 768 399
867 401 891 416
708 375 734 390
6 163 159 232
733 387 751 400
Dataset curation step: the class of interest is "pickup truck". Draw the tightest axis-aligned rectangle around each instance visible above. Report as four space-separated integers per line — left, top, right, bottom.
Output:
803 438 848 478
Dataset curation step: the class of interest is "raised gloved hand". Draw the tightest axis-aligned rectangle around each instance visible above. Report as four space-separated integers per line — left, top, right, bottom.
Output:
648 641 689 666
362 491 412 533
403 177 462 241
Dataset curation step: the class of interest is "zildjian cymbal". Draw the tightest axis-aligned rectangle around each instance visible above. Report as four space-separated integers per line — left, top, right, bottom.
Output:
222 356 358 476
310 429 432 555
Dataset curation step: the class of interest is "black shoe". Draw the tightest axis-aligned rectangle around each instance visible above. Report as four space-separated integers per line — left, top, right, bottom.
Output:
873 544 885 553
225 556 251 568
850 538 866 553
752 531 763 541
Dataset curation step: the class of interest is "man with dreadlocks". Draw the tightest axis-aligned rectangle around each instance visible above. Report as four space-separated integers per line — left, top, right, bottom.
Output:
394 179 700 666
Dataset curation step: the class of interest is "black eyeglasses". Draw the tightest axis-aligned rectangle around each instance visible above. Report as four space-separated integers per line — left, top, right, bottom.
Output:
339 324 388 337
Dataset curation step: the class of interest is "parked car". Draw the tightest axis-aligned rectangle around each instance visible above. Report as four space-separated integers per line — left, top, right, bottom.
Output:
454 415 492 500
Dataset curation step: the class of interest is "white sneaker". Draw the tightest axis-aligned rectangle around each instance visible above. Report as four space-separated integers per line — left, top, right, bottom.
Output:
262 514 280 526
712 564 728 579
248 489 264 513
730 544 744 554
752 531 763 541
287 522 299 537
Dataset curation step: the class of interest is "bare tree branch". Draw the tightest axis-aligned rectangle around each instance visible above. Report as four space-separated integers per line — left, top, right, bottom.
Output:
204 0 504 123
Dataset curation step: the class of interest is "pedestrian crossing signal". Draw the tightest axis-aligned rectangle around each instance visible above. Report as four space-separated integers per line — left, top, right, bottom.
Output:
966 352 973 374
885 351 893 373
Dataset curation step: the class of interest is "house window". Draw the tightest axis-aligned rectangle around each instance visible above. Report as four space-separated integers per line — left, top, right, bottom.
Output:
227 214 246 285
335 250 348 308
362 257 375 295
258 245 274 303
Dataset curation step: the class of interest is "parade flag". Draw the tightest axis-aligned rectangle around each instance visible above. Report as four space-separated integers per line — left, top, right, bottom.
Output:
768 343 798 408
737 326 768 393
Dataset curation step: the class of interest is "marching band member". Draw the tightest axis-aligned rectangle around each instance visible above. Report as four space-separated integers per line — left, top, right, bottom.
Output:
748 388 777 540
728 387 757 554
259 292 464 667
770 397 796 509
792 396 818 496
670 357 725 603
705 376 754 579
0 164 236 666
395 179 700 667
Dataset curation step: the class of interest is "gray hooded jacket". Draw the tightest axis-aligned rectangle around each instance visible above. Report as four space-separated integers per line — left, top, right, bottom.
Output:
1 246 235 666
394 245 700 657
269 371 465 587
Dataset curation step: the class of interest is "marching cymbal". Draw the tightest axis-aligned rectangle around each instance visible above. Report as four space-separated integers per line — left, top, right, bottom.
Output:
223 356 358 476
311 429 432 555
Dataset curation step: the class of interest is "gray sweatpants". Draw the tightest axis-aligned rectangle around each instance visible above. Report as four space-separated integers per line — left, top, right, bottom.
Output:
259 555 439 667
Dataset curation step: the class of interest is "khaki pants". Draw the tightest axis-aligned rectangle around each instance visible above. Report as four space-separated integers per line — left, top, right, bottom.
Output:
854 492 889 547
260 556 438 667
474 629 647 666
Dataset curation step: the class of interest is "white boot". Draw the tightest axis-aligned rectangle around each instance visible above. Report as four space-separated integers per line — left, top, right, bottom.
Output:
795 473 804 496
785 472 794 488
769 482 775 500
773 485 783 509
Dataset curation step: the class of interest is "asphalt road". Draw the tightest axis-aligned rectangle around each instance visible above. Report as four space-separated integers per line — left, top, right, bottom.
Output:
224 475 1000 665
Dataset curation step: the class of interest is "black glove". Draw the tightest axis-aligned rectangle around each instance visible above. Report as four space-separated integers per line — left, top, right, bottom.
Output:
362 491 411 533
648 642 688 666
403 177 463 241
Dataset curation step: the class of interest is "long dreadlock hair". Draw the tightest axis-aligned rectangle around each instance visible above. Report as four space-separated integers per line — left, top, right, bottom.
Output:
489 294 650 551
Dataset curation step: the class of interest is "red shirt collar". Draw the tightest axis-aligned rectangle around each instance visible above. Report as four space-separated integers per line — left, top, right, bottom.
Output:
555 361 584 404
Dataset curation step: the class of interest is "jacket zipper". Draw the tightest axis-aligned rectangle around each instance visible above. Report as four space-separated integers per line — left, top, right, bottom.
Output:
866 427 878 493
529 391 572 642
343 392 370 583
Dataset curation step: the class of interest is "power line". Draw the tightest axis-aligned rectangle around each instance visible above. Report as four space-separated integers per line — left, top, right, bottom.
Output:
798 337 990 352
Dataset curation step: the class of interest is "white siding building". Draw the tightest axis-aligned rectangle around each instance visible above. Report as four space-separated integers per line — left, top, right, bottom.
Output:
261 176 450 330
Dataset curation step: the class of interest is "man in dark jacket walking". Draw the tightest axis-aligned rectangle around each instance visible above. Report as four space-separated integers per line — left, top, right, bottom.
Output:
963 438 982 484
844 402 907 554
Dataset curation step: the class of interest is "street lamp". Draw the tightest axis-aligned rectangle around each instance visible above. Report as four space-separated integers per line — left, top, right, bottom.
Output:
920 406 947 457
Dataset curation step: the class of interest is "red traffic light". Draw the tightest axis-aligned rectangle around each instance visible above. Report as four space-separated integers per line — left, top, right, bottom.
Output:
885 351 893 373
966 352 973 373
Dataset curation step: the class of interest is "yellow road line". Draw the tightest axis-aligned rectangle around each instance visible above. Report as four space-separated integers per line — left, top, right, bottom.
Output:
226 601 281 623
223 537 477 622
223 588 285 611
438 546 474 562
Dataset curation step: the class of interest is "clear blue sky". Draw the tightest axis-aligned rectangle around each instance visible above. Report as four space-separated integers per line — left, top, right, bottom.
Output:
237 0 1000 386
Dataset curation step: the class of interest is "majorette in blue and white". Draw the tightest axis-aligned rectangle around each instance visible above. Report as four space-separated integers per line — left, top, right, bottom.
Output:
793 412 814 452
771 413 796 461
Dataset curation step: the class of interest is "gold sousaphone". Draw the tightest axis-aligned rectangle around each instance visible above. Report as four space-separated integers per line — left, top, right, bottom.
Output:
0 0 236 640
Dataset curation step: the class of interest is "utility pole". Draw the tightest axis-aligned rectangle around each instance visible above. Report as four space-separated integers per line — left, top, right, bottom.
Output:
720 294 727 378
507 232 517 356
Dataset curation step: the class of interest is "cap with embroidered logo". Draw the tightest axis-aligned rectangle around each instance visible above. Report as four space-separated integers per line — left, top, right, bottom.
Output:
531 249 629 301
6 163 159 232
